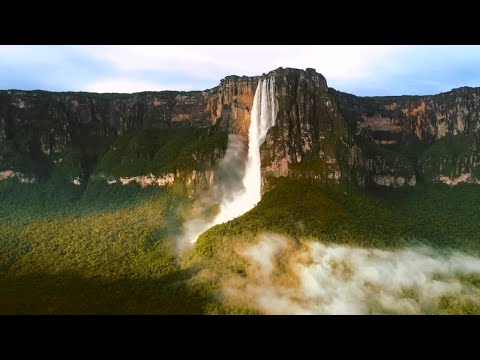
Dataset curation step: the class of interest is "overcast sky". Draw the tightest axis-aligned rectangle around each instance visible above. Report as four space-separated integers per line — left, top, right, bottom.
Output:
1 45 480 96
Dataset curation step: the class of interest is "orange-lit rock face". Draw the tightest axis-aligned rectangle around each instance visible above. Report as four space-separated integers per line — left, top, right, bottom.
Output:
207 77 258 136
402 100 428 140
402 100 426 117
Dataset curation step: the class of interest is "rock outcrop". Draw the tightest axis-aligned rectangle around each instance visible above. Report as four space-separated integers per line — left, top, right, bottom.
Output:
259 68 346 190
207 76 258 136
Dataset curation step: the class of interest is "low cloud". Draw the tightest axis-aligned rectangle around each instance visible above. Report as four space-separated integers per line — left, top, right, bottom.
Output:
175 134 247 252
223 234 480 314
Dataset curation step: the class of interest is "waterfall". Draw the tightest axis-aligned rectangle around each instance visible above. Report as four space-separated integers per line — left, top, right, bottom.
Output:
184 77 276 245
243 77 277 209
211 77 276 226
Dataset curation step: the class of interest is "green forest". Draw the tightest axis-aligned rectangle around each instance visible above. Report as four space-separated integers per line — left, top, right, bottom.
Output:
1 173 479 314
1 120 480 314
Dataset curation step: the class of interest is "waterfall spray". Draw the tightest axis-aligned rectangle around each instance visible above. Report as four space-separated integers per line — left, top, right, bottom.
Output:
181 77 277 246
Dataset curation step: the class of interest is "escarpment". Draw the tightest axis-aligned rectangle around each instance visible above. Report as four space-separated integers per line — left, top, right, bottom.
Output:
2 68 480 194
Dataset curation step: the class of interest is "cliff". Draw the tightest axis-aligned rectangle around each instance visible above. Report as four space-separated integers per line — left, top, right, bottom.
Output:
333 87 480 186
0 75 257 156
260 68 346 190
0 76 258 191
333 87 480 143
1 67 480 194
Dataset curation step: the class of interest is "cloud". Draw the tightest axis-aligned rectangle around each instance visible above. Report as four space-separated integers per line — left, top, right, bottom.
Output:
74 45 411 83
0 45 75 67
175 134 248 252
244 234 288 277
83 78 195 93
2 45 480 95
0 45 117 91
222 234 480 314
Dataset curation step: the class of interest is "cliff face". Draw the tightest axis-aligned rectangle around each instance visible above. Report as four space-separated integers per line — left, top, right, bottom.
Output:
333 87 480 144
0 76 258 187
257 68 416 191
207 75 258 136
333 87 480 186
1 67 480 193
259 68 346 191
0 78 257 157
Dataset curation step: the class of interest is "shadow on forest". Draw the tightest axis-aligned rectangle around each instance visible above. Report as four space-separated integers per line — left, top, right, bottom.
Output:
0 269 209 315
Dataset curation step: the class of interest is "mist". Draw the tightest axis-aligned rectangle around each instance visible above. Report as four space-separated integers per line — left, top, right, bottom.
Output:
175 134 247 251
222 234 480 314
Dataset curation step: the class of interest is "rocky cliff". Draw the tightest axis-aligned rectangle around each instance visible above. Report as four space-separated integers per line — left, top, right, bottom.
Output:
0 76 259 190
333 87 480 186
333 87 480 144
0 75 258 157
259 68 346 190
1 67 480 193
259 68 416 190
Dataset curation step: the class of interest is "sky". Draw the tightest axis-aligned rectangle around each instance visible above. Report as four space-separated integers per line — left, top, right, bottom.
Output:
1 45 480 96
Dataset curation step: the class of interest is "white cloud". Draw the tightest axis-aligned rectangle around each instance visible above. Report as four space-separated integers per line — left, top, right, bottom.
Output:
74 45 414 85
83 78 195 93
4 45 480 94
223 234 480 314
74 45 236 79
0 45 71 66
0 45 29 56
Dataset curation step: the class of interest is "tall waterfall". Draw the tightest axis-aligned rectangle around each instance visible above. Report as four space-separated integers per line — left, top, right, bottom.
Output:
211 77 277 226
184 77 277 245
